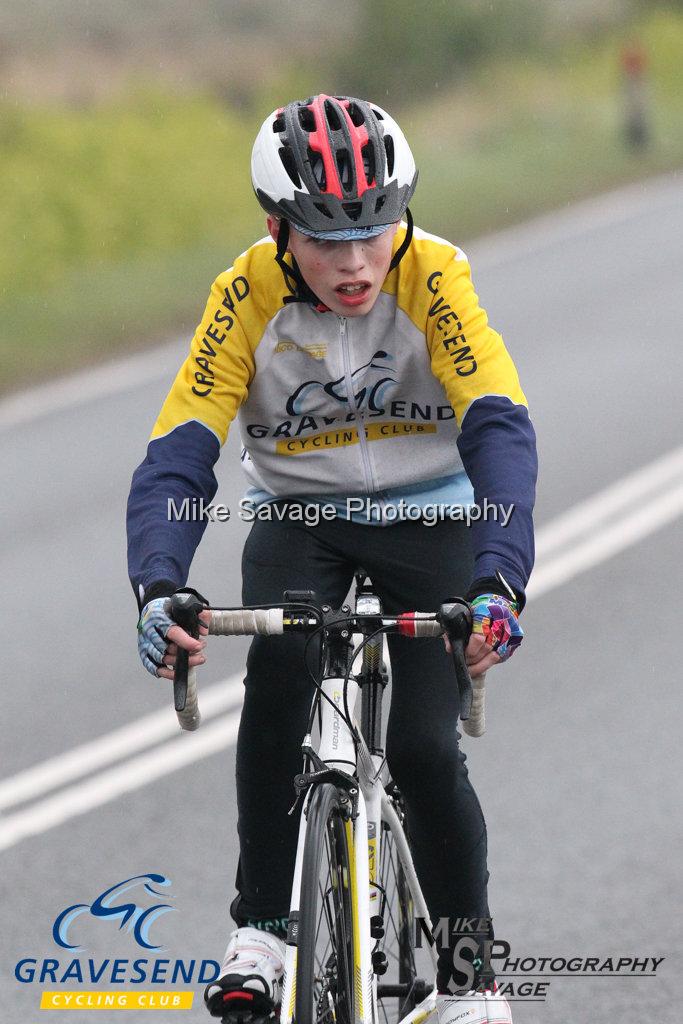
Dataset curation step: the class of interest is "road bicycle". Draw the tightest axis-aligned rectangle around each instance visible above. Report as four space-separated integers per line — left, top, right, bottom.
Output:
169 571 484 1024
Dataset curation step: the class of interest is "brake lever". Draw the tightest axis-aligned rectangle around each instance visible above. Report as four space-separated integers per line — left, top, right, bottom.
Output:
169 592 205 713
438 599 474 722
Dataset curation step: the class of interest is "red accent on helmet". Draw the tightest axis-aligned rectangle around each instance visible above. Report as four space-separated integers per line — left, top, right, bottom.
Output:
306 94 373 200
307 95 344 199
222 992 255 1003
338 99 373 196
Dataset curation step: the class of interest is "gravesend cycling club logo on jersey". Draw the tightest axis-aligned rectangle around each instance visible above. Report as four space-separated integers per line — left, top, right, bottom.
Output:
244 335 462 448
285 349 397 416
53 873 174 951
14 871 220 1011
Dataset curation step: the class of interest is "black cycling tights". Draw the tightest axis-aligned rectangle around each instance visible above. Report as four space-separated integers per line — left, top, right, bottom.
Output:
231 506 493 979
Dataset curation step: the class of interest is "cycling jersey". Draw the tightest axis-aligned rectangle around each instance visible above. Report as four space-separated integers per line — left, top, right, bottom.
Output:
127 223 537 603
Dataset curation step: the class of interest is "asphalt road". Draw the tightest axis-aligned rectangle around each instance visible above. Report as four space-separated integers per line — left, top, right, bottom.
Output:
1 173 681 1023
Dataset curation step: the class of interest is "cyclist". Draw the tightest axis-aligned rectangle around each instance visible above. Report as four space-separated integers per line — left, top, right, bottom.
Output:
128 94 537 1024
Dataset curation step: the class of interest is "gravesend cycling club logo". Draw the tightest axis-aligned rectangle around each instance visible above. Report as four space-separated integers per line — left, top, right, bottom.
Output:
285 349 397 415
14 872 220 1012
53 873 174 951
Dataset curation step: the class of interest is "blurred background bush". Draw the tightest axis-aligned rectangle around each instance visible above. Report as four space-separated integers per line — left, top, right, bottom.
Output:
1 0 681 389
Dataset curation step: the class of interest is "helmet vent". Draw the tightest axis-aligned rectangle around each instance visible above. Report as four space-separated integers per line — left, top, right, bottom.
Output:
347 102 365 127
298 107 316 132
272 115 286 134
314 202 334 219
324 100 342 131
279 147 301 188
374 195 386 214
309 151 326 189
336 150 353 191
342 201 362 222
383 135 395 177
371 107 385 120
362 143 375 183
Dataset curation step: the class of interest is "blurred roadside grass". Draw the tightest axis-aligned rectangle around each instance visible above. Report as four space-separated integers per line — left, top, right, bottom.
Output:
1 9 682 391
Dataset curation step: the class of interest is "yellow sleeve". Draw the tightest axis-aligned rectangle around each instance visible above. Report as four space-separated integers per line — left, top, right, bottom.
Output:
424 251 527 426
151 240 281 445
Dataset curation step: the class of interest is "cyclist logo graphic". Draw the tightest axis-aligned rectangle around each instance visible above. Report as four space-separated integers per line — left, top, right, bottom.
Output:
285 350 397 416
52 873 175 951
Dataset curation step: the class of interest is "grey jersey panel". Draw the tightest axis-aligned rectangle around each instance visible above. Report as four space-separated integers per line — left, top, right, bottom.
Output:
236 293 462 497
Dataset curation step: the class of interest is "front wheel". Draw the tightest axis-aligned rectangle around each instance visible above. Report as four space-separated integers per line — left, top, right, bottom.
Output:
296 783 357 1024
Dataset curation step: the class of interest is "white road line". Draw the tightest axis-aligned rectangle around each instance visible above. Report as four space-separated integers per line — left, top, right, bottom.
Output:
0 674 244 812
0 448 680 850
468 171 682 270
534 445 683 559
0 172 679 434
528 482 683 599
0 340 185 432
0 713 241 852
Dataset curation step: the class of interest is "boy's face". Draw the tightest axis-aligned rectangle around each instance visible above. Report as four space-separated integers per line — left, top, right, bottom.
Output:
267 217 399 317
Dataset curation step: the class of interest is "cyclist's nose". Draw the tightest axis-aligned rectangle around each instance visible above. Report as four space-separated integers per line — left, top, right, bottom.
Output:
337 242 366 275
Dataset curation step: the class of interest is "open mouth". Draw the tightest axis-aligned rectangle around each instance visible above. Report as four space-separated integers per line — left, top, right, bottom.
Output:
335 281 371 302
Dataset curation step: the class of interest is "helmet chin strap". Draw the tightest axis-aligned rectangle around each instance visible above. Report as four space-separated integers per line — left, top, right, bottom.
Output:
274 220 323 306
388 207 414 272
274 208 414 305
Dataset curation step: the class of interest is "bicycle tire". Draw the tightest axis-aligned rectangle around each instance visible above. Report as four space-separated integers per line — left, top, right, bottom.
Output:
296 783 358 1024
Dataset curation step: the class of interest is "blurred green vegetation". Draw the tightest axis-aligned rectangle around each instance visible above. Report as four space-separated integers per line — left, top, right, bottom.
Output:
1 3 682 390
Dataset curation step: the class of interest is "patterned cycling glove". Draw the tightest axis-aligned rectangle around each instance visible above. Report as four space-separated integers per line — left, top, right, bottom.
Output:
469 594 523 661
137 598 174 677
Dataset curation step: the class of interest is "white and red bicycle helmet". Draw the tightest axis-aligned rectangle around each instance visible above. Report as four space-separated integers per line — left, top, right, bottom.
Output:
251 94 418 235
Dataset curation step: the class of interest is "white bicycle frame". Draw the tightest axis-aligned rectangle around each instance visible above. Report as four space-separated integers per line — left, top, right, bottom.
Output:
187 588 479 1021
279 620 439 1024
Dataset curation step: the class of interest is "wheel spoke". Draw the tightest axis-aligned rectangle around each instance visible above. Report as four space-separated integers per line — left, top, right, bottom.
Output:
314 837 335 983
333 832 352 1023
304 803 355 1024
374 801 418 1024
384 848 402 949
